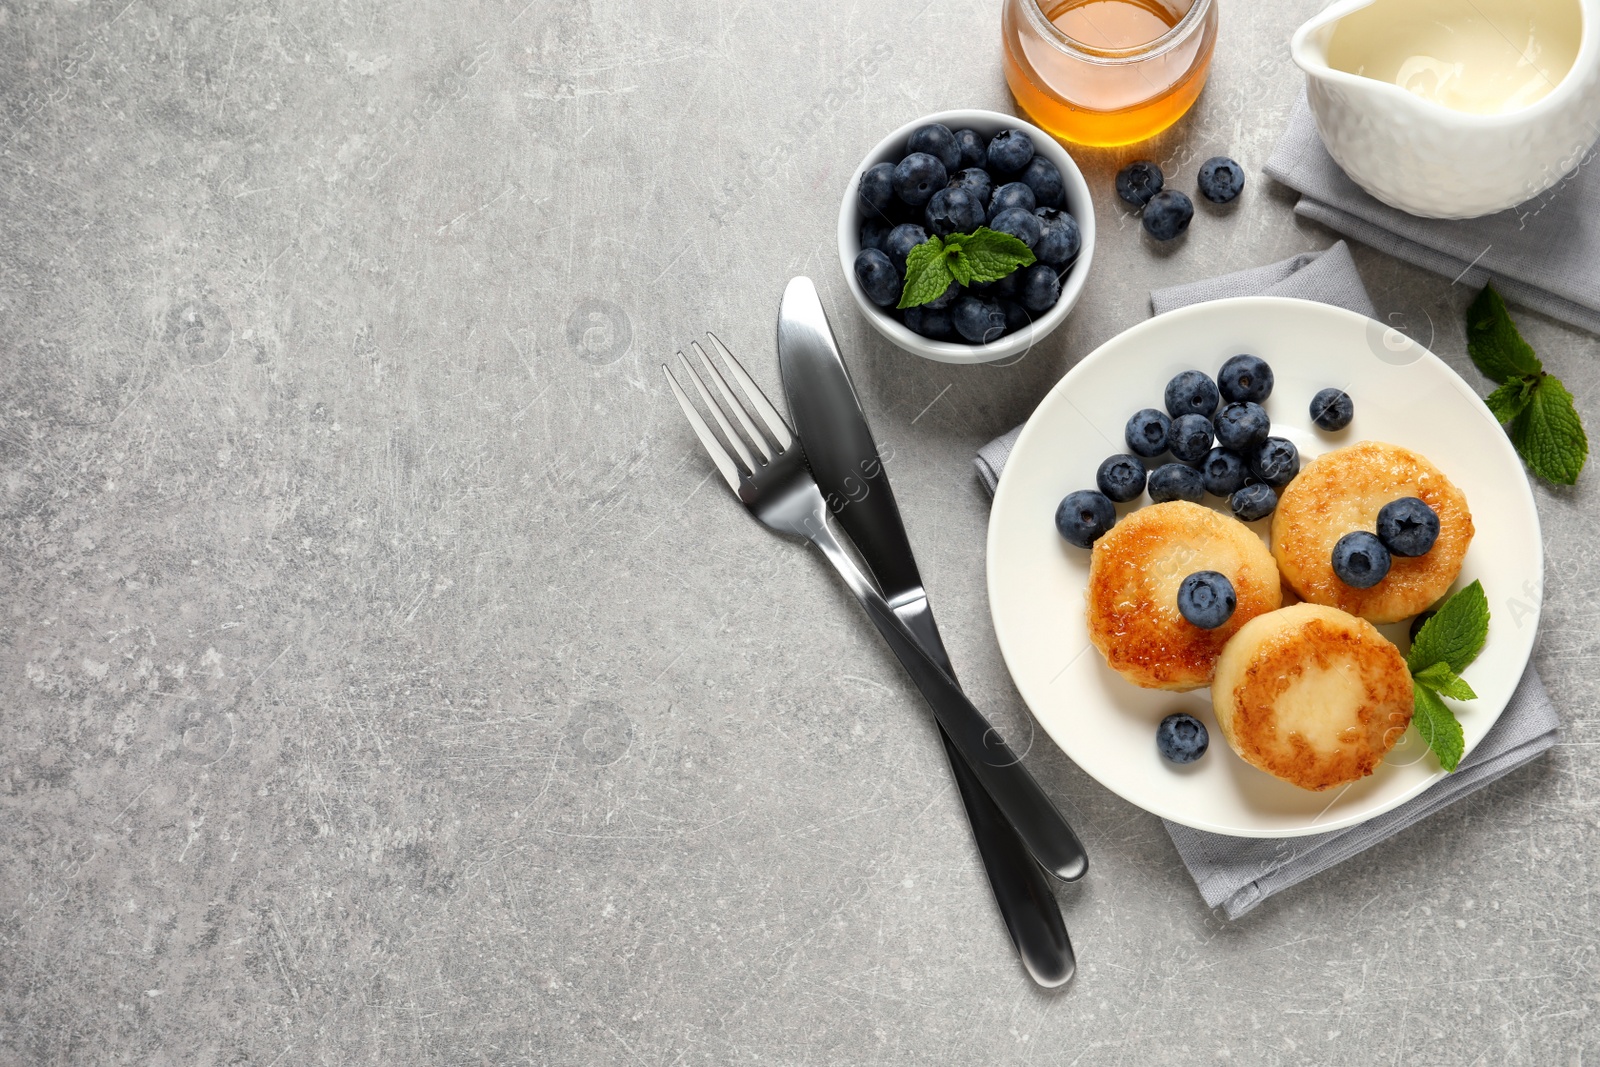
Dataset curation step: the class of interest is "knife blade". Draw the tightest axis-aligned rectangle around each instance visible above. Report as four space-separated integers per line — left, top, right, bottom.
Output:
776 276 1081 987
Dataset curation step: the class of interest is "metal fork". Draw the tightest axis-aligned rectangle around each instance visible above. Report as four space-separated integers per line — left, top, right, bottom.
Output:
663 334 1086 882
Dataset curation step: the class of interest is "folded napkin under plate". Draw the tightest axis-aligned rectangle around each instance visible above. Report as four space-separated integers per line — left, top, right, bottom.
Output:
975 242 1558 919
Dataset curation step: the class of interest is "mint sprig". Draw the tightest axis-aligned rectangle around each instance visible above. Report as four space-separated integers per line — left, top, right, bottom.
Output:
1467 283 1588 485
896 227 1035 309
1405 580 1490 772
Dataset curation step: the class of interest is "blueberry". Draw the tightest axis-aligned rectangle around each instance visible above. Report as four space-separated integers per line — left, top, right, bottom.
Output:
1018 263 1060 313
1165 370 1220 418
1019 155 1066 209
1033 208 1082 267
924 280 962 310
1115 160 1164 208
952 128 987 169
1125 408 1171 458
987 129 1036 174
860 218 891 254
1199 447 1248 496
901 305 955 340
1408 609 1438 643
1332 531 1391 588
989 206 1042 249
925 186 987 237
1213 401 1270 451
1055 489 1115 548
1167 413 1214 464
947 167 994 210
884 223 928 275
980 270 1020 300
1230 482 1277 522
1148 462 1205 504
1097 453 1147 502
1177 571 1236 629
1376 497 1440 557
1142 189 1194 241
1218 354 1273 403
854 248 901 308
951 295 1007 344
1249 436 1299 488
892 153 948 208
858 161 897 218
1156 713 1209 764
999 300 1032 334
1311 387 1354 431
988 181 1038 221
906 123 962 173
1196 155 1245 204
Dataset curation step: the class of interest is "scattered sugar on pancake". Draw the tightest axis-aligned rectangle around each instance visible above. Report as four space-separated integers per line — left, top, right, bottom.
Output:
1086 501 1282 691
1211 603 1414 791
1271 441 1473 624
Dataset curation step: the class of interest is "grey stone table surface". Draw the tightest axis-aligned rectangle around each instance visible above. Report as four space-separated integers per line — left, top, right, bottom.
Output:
2 1 1596 1064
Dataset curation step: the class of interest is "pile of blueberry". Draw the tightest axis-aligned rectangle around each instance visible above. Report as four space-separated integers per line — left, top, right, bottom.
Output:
854 125 1082 344
1054 353 1310 555
1116 156 1243 242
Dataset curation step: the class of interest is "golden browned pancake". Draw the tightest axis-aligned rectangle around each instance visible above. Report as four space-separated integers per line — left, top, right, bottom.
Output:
1087 501 1282 691
1271 441 1473 624
1212 604 1414 791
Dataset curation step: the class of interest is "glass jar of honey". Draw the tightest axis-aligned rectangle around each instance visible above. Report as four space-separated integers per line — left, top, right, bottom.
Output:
1002 0 1219 147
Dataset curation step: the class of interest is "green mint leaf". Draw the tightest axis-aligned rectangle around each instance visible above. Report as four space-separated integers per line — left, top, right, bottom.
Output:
1406 579 1490 675
1413 661 1479 701
1466 282 1542 383
897 237 954 309
945 245 975 287
1511 374 1589 485
957 226 1037 284
1412 681 1465 772
1484 375 1537 423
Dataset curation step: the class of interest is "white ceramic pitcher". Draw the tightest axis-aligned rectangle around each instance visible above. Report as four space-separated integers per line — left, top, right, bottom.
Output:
1291 0 1600 218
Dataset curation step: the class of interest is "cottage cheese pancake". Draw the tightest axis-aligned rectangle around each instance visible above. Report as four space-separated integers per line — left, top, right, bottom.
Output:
1087 501 1282 691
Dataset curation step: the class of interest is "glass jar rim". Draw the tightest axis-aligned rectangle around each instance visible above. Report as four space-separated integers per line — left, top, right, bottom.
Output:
1023 0 1214 63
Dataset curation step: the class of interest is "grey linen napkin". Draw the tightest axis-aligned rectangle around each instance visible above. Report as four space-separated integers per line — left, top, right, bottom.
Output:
973 242 1559 918
1265 91 1600 335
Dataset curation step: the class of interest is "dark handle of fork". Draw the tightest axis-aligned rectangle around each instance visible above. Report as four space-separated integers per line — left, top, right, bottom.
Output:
858 593 1088 883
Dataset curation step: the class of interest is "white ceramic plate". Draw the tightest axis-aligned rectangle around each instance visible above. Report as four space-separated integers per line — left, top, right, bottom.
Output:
987 297 1542 838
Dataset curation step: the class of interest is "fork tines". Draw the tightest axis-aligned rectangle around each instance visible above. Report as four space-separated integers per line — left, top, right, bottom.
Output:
662 333 793 491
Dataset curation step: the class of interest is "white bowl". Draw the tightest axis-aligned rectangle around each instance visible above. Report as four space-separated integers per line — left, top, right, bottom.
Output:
836 109 1096 365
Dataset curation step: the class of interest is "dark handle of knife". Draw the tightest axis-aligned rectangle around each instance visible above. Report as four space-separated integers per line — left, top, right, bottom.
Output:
859 594 1088 883
940 727 1075 985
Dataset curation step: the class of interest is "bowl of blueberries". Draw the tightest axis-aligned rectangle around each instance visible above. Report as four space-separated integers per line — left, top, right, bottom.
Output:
838 109 1094 365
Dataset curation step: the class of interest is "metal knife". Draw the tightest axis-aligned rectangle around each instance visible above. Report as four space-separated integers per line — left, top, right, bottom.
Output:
776 276 1081 987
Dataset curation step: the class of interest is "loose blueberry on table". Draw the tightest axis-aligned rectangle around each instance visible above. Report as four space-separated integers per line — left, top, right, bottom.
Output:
1177 570 1237 629
1310 387 1355 431
1196 155 1245 204
1055 489 1117 548
1142 189 1194 241
1115 160 1164 208
1376 497 1440 557
1156 713 1209 764
1332 530 1392 588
